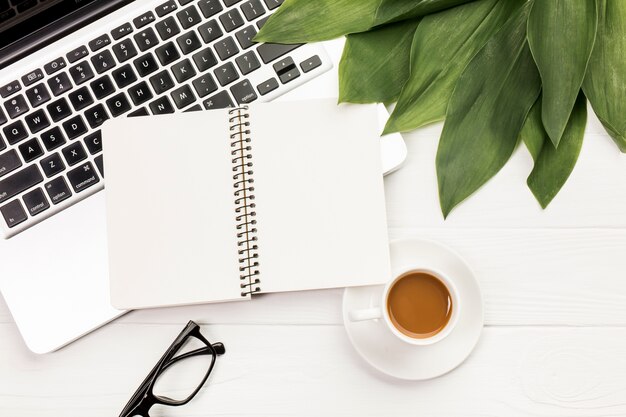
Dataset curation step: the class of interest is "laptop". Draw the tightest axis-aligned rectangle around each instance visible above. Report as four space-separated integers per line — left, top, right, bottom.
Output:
0 0 407 353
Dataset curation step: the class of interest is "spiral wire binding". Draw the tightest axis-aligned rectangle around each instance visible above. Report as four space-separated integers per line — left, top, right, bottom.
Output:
229 106 260 297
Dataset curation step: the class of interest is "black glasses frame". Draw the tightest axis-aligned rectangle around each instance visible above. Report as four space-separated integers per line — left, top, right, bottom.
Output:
119 320 225 417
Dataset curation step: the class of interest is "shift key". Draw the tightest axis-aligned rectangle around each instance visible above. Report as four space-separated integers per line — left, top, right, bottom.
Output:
0 165 43 204
256 42 301 64
67 162 99 193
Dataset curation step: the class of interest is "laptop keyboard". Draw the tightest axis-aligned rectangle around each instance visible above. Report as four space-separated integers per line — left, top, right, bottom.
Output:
0 0 329 237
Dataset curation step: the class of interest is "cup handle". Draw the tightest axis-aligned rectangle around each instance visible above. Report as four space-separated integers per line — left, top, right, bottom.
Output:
349 306 383 322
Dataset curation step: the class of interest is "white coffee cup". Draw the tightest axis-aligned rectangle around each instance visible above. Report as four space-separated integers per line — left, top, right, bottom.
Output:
349 268 460 346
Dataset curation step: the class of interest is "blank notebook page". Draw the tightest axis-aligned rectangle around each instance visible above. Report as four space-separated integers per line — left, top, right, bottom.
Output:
248 101 391 293
104 111 243 308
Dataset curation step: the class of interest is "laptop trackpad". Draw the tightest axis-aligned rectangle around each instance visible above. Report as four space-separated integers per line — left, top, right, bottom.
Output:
0 192 123 353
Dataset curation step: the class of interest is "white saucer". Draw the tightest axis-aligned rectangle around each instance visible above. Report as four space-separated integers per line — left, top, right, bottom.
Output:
343 238 484 380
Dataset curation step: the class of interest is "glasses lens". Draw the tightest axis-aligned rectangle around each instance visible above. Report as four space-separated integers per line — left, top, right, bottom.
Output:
152 336 215 403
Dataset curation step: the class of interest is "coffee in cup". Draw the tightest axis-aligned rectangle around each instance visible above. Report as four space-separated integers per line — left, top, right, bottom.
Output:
349 268 460 345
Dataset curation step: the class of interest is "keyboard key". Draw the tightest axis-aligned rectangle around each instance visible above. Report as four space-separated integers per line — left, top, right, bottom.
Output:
235 51 260 75
88 34 111 52
0 80 20 98
112 38 139 62
134 27 160 51
3 120 27 144
111 22 133 40
155 16 181 40
300 55 322 73
224 0 243 7
43 57 67 75
47 98 72 122
155 42 180 66
62 115 88 139
133 11 156 29
177 31 202 54
192 47 218 72
149 96 175 114
91 50 117 74
44 57 67 75
203 90 234 110
1 199 27 228
0 136 4 152
156 0 178 17
47 72 73 96
171 58 196 82
94 154 104 177
4 94 29 118
112 64 138 88
257 42 301 64
128 107 149 117
134 53 159 77
235 26 257 49
214 62 239 86
41 127 66 151
68 86 95 111
63 142 88 166
22 187 49 216
0 8 15 23
176 5 202 29
0 149 21 178
25 109 50 134
25 83 51 106
171 84 196 109
18 1 38 16
128 81 154 105
83 131 102 155
84 104 109 129
69 61 95 85
273 56 294 73
198 19 222 43
241 0 265 21
0 164 43 205
106 93 132 117
18 138 44 162
192 74 218 97
184 104 203 112
66 45 89 63
198 0 222 18
215 37 239 60
150 70 175 94
279 66 300 84
0 108 6 126
21 68 44 87
219 9 244 32
230 79 257 104
262 0 283 10
40 153 65 178
45 176 72 204
90 75 116 99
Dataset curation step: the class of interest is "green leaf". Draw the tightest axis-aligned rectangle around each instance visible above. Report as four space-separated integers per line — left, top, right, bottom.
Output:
254 0 476 44
522 93 587 208
519 98 545 162
582 0 626 152
527 0 597 147
384 0 525 134
436 2 541 218
338 19 419 104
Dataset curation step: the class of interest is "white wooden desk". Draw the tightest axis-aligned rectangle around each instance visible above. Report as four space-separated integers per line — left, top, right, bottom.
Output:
2 112 626 416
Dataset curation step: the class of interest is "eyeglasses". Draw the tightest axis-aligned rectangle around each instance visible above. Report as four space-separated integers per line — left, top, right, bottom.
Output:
119 320 225 417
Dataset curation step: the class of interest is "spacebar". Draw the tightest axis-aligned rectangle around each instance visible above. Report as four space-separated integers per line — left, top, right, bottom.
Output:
0 165 43 205
257 42 302 64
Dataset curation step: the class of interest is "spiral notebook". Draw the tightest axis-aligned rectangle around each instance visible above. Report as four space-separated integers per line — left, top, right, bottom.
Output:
103 99 391 309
